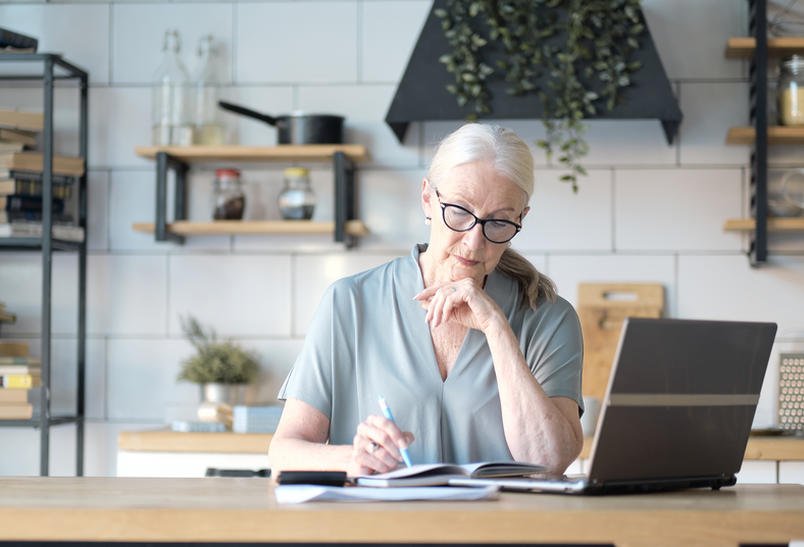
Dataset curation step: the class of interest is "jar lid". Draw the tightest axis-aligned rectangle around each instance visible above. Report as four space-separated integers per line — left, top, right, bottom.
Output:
215 168 240 178
783 54 804 69
284 167 310 178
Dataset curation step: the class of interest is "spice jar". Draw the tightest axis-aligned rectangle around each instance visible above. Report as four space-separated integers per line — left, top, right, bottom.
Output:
779 55 804 126
277 167 316 220
212 168 245 220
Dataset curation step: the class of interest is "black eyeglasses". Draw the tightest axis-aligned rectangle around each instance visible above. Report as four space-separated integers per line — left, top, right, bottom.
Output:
434 190 522 244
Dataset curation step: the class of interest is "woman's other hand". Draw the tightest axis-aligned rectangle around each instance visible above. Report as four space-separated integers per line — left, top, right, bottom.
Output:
414 278 504 333
348 414 414 477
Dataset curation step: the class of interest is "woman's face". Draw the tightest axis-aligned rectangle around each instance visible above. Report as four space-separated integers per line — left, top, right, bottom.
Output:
421 160 529 285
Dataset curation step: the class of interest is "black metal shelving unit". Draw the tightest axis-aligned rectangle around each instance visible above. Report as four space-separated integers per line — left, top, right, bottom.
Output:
0 53 88 476
748 0 769 266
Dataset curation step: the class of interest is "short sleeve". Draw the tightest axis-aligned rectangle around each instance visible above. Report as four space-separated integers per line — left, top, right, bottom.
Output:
277 284 336 420
522 297 585 414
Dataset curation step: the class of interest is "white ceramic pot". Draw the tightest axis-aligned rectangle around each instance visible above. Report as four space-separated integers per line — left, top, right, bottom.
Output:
201 383 255 406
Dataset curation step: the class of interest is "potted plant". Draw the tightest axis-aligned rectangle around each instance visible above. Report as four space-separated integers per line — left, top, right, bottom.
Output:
178 315 260 406
436 0 645 191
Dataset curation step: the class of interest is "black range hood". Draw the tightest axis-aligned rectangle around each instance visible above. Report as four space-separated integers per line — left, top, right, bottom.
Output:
386 1 682 145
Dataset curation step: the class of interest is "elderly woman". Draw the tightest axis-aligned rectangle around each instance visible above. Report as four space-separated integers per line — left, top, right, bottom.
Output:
269 123 584 477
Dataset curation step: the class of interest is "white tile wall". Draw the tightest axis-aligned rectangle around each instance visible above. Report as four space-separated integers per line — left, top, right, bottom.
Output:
2 0 804 477
111 3 234 85
0 4 110 84
361 0 431 83
236 2 358 84
615 168 743 251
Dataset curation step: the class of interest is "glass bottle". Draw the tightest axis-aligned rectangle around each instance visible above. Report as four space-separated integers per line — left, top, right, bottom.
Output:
277 167 316 220
212 168 245 220
778 55 804 126
192 35 225 145
151 29 193 146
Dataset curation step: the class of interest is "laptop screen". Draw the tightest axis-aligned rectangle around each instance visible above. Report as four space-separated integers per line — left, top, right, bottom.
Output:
586 318 777 487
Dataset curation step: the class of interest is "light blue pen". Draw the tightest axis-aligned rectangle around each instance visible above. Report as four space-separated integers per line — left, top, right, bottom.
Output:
378 396 413 468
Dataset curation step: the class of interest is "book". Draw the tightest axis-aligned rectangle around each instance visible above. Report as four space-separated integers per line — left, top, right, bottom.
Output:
0 128 38 147
355 461 546 488
0 210 74 224
0 309 15 323
2 194 66 214
170 420 227 433
1 175 75 199
0 109 43 132
0 28 38 52
0 341 28 357
274 484 499 504
232 405 283 433
0 221 84 242
0 365 40 376
0 403 33 420
0 372 40 389
0 356 39 366
0 142 25 153
0 152 84 177
0 388 28 403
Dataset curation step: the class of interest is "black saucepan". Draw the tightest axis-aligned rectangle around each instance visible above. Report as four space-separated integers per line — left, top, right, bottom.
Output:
218 100 344 145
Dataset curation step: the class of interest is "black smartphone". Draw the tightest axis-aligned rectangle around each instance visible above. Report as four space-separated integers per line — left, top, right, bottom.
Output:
276 470 349 487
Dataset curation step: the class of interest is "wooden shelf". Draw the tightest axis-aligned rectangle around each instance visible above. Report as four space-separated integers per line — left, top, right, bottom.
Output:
726 36 804 58
726 125 804 144
131 219 369 237
134 144 368 163
724 217 804 232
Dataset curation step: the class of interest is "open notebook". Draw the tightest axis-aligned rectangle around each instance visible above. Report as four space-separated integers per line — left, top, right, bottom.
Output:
450 318 777 495
356 461 545 487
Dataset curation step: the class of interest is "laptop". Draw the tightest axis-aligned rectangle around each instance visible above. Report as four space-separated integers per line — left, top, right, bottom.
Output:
452 317 778 495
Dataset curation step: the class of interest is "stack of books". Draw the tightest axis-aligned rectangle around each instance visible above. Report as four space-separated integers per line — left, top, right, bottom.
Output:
0 108 84 242
232 405 283 433
0 340 39 420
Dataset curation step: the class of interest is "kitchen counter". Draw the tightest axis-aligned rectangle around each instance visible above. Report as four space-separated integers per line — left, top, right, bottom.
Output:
0 477 802 546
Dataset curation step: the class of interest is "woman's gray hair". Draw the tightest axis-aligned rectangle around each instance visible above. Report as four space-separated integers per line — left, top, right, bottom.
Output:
427 123 556 308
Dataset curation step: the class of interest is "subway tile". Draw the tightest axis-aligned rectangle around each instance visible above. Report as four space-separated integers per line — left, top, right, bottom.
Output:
779 462 804 485
87 170 110 252
297 84 421 168
546 254 677 316
240 339 304 403
0 4 110 84
87 254 168 336
168 254 292 337
677 255 804 338
583 121 677 166
679 82 750 165
358 168 427 251
236 2 358 84
107 338 195 421
49 337 106 420
361 0 431 83
516 169 613 252
736 461 777 484
641 0 746 80
293 252 401 336
0 253 81 336
111 3 234 84
89 87 153 169
615 168 742 251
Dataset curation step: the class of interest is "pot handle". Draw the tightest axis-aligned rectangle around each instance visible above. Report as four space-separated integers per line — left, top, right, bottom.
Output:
218 100 279 126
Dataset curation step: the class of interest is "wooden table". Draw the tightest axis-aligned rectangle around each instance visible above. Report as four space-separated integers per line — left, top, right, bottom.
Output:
0 478 802 546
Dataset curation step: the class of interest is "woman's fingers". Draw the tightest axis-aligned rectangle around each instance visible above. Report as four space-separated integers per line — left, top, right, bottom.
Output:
352 416 414 474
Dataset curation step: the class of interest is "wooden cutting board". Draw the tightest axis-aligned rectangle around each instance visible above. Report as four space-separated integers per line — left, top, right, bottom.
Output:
578 282 664 398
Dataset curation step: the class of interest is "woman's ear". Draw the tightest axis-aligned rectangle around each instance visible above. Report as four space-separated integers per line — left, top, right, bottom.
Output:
421 178 433 219
521 205 531 222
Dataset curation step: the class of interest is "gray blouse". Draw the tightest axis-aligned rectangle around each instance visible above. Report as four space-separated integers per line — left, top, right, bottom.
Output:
279 245 583 465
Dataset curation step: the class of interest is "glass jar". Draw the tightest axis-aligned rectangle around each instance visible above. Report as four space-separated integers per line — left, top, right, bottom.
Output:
151 29 193 146
277 167 316 220
778 54 804 126
212 168 245 220
192 35 225 145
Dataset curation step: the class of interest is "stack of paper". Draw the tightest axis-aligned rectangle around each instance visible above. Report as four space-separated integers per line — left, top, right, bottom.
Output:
275 484 499 504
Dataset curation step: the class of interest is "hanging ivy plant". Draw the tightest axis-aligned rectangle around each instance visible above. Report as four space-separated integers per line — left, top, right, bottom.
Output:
436 0 645 191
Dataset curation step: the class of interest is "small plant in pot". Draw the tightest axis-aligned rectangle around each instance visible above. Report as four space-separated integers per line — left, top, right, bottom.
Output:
178 315 260 406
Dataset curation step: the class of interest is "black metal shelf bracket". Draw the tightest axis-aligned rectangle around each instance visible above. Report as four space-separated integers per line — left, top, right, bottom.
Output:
333 151 357 248
154 151 187 244
749 0 769 266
